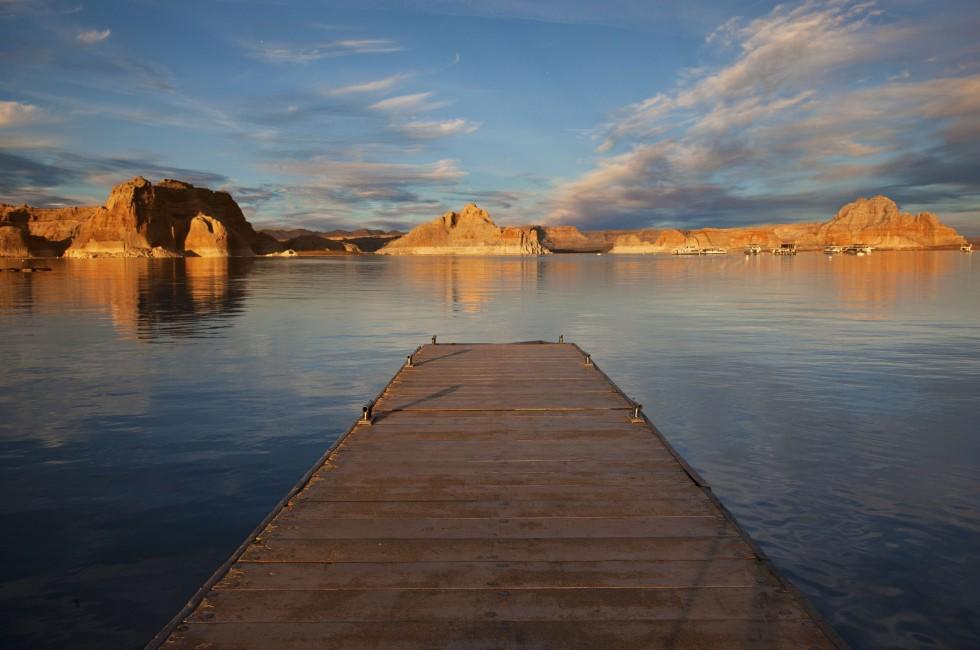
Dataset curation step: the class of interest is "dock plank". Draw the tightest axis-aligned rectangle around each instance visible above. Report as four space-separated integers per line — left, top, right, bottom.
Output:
155 342 840 649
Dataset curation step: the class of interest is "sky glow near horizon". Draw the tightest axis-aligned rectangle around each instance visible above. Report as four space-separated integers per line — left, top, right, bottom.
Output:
1 0 979 234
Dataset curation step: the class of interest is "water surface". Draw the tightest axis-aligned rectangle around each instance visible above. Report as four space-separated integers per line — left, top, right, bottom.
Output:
1 253 978 649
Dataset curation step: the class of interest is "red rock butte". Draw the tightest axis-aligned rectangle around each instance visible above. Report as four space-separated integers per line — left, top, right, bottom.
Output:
1 177 279 258
378 203 550 256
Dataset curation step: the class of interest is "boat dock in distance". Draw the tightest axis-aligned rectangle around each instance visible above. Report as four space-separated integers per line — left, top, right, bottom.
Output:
152 340 843 649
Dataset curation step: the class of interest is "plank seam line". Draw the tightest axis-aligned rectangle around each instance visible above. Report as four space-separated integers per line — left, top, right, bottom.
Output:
276 515 723 520
376 407 635 413
201 580 764 594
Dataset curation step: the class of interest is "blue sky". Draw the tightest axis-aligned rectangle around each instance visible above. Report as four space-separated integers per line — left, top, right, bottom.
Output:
1 0 979 234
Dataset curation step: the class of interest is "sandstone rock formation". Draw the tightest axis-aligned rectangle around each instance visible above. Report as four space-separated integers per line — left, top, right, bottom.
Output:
379 204 549 256
0 205 96 256
184 214 254 257
607 196 964 253
816 196 965 249
0 224 31 257
65 177 268 258
540 226 609 252
0 177 278 258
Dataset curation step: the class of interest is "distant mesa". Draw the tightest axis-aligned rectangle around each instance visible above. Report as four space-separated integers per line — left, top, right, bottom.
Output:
259 227 403 254
378 203 549 256
603 195 966 254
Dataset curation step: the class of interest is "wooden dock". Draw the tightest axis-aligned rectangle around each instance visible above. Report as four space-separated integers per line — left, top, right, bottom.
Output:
153 341 841 649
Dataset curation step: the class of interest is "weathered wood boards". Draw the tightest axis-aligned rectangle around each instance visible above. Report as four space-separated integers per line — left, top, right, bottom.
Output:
153 342 841 649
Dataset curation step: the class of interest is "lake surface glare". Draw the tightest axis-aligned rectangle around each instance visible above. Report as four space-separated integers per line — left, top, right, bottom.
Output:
1 252 978 649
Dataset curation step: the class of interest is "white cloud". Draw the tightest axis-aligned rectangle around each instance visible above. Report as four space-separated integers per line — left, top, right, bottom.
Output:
0 100 42 126
327 73 411 95
597 0 902 152
248 38 401 64
369 92 449 114
395 118 480 139
77 28 111 45
548 0 980 229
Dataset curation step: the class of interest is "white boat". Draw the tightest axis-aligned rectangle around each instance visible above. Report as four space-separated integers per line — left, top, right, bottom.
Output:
772 243 797 256
843 244 873 255
824 245 843 254
672 247 703 256
744 245 763 255
702 247 728 255
961 243 973 252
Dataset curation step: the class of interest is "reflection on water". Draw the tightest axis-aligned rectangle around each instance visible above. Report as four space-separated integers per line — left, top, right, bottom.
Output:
0 258 252 340
0 252 978 649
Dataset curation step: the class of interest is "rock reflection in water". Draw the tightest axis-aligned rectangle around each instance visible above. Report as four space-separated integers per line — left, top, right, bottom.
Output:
0 258 251 340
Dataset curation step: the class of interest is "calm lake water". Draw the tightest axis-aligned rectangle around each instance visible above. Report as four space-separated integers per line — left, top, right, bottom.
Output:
1 252 978 649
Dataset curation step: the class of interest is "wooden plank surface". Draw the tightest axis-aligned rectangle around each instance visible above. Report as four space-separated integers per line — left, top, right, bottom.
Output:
156 342 841 649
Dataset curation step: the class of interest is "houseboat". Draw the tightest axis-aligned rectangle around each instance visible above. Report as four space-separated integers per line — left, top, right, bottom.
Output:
824 245 843 254
672 247 703 256
961 243 973 252
744 244 763 255
772 243 797 256
844 244 873 255
702 247 728 255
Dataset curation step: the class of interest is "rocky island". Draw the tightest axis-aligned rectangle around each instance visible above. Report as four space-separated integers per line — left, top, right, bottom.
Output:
378 204 549 256
0 178 967 258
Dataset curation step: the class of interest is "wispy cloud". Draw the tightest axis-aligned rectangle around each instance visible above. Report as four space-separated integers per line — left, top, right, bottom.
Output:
0 100 42 126
549 0 980 229
256 154 467 226
369 92 448 113
395 118 480 139
326 73 411 95
0 148 229 206
274 156 465 189
247 38 402 64
77 28 111 44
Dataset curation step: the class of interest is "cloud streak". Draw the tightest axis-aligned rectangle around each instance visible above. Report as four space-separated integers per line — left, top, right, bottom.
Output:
395 118 480 139
327 73 411 95
369 92 449 114
0 100 42 127
77 28 110 44
247 38 402 64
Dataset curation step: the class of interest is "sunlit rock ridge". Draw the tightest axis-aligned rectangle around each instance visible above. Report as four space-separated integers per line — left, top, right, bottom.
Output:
379 203 550 256
0 177 278 258
547 196 965 254
0 185 967 258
